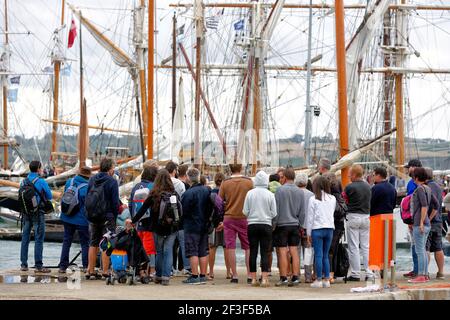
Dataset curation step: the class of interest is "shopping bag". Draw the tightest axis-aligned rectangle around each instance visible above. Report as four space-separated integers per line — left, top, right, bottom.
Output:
303 247 314 266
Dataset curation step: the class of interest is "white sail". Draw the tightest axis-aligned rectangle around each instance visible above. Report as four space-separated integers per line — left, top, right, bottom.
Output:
346 0 390 149
171 77 185 163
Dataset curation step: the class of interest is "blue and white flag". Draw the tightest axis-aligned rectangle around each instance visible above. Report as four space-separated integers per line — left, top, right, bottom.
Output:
61 64 71 77
43 66 53 73
7 88 18 102
10 76 20 85
234 19 244 31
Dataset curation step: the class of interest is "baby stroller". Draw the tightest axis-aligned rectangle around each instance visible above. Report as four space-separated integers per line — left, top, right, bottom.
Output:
100 226 149 285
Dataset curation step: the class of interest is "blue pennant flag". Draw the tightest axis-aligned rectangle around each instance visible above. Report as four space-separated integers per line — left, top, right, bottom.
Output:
43 66 53 73
7 88 18 102
10 76 20 85
234 19 244 31
61 64 71 77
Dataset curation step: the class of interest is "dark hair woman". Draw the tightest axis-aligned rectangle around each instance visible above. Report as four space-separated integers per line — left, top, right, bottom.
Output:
126 169 180 285
322 172 346 283
305 175 336 288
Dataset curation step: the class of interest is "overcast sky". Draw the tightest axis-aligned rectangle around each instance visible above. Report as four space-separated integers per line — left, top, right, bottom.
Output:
1 0 449 155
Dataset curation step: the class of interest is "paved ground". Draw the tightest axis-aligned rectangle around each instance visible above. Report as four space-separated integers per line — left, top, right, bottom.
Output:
0 267 449 300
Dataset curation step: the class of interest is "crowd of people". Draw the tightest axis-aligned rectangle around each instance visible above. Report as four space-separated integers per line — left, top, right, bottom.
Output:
18 157 448 288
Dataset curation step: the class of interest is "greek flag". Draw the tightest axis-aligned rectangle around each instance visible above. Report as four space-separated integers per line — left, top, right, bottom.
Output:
7 88 18 102
234 19 244 31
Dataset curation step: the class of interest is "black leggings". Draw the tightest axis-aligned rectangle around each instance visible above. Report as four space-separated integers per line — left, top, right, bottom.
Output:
248 224 272 273
329 225 345 273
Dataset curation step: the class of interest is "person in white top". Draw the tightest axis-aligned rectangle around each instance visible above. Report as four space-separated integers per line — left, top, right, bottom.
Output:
243 171 277 287
306 175 336 288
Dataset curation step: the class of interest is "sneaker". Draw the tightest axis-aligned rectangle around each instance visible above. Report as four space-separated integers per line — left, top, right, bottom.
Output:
230 278 239 284
403 271 416 278
346 276 361 282
182 276 201 285
20 266 28 272
58 269 66 274
251 279 260 287
34 267 51 274
322 280 331 288
247 278 253 284
260 279 270 287
407 275 428 283
181 269 192 276
310 280 323 288
154 277 162 284
199 276 207 284
161 279 170 286
288 278 300 287
275 279 289 287
436 272 445 280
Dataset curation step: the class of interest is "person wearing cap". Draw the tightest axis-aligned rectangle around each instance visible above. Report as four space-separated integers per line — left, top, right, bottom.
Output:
405 159 423 196
58 166 92 274
403 159 422 279
318 158 331 175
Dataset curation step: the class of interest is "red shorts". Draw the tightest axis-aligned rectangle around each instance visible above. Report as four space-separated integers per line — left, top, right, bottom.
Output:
138 231 156 255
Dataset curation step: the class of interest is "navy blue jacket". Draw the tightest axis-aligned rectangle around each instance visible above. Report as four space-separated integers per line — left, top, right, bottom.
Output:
370 180 397 216
181 183 212 234
60 175 89 226
87 172 119 221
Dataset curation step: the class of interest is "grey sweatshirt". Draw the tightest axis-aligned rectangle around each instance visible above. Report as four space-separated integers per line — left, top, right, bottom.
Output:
243 171 277 226
273 182 305 227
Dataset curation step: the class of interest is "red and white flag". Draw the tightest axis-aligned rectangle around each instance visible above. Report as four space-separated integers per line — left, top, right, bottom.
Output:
67 18 77 48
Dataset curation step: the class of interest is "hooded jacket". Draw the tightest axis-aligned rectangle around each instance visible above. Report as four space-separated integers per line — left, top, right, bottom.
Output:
87 172 119 222
60 175 89 226
243 171 277 226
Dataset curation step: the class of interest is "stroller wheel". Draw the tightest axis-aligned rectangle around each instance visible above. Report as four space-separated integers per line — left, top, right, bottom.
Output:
126 276 133 286
105 277 111 285
119 276 127 284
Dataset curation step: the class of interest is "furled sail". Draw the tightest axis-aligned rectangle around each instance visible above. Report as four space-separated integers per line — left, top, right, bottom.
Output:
346 0 390 149
171 77 185 163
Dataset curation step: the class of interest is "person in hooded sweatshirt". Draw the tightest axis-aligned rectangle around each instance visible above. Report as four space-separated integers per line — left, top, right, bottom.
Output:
243 171 277 287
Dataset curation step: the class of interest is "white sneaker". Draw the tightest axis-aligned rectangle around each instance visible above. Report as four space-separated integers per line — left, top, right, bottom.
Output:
310 280 323 288
322 280 331 288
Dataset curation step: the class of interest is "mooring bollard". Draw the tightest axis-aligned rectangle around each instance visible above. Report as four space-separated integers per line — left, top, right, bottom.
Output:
383 218 389 289
390 219 396 289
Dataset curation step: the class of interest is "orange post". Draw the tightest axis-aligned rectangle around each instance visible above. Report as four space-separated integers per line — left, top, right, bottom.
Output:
334 0 350 187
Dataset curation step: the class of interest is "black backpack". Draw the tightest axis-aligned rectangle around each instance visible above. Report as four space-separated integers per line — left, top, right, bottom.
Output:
85 180 109 223
334 194 348 223
157 192 182 233
18 177 40 216
334 237 350 282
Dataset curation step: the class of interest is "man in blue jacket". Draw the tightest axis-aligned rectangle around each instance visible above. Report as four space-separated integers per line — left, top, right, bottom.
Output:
58 166 92 273
20 160 53 273
181 168 212 285
85 158 119 279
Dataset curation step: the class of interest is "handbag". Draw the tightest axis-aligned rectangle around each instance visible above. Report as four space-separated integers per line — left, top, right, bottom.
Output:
303 247 314 266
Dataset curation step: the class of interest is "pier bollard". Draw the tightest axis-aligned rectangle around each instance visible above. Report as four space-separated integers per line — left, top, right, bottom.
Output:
383 218 389 290
390 219 396 289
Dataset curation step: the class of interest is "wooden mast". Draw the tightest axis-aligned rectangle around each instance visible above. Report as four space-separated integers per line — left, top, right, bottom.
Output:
147 0 154 159
78 11 87 167
2 0 8 169
51 0 65 161
335 0 350 187
138 0 148 141
194 0 203 167
395 0 406 172
172 13 177 124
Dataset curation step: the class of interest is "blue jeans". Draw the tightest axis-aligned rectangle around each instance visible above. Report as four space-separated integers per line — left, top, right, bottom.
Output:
20 213 45 269
413 225 431 276
59 222 90 270
154 232 177 280
175 229 191 271
312 228 333 280
409 228 419 274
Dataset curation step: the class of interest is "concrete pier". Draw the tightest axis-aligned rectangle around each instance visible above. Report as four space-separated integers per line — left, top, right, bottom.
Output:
0 267 449 300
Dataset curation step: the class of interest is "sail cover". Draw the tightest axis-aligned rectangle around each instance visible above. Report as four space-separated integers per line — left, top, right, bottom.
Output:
346 0 390 149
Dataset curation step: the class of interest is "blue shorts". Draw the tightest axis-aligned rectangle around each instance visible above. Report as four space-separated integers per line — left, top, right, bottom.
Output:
184 232 209 258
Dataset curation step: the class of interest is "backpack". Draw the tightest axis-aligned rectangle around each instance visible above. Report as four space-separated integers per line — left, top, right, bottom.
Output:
85 180 109 223
157 192 182 233
334 194 348 222
18 177 40 216
131 182 152 221
400 194 413 225
61 179 88 217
